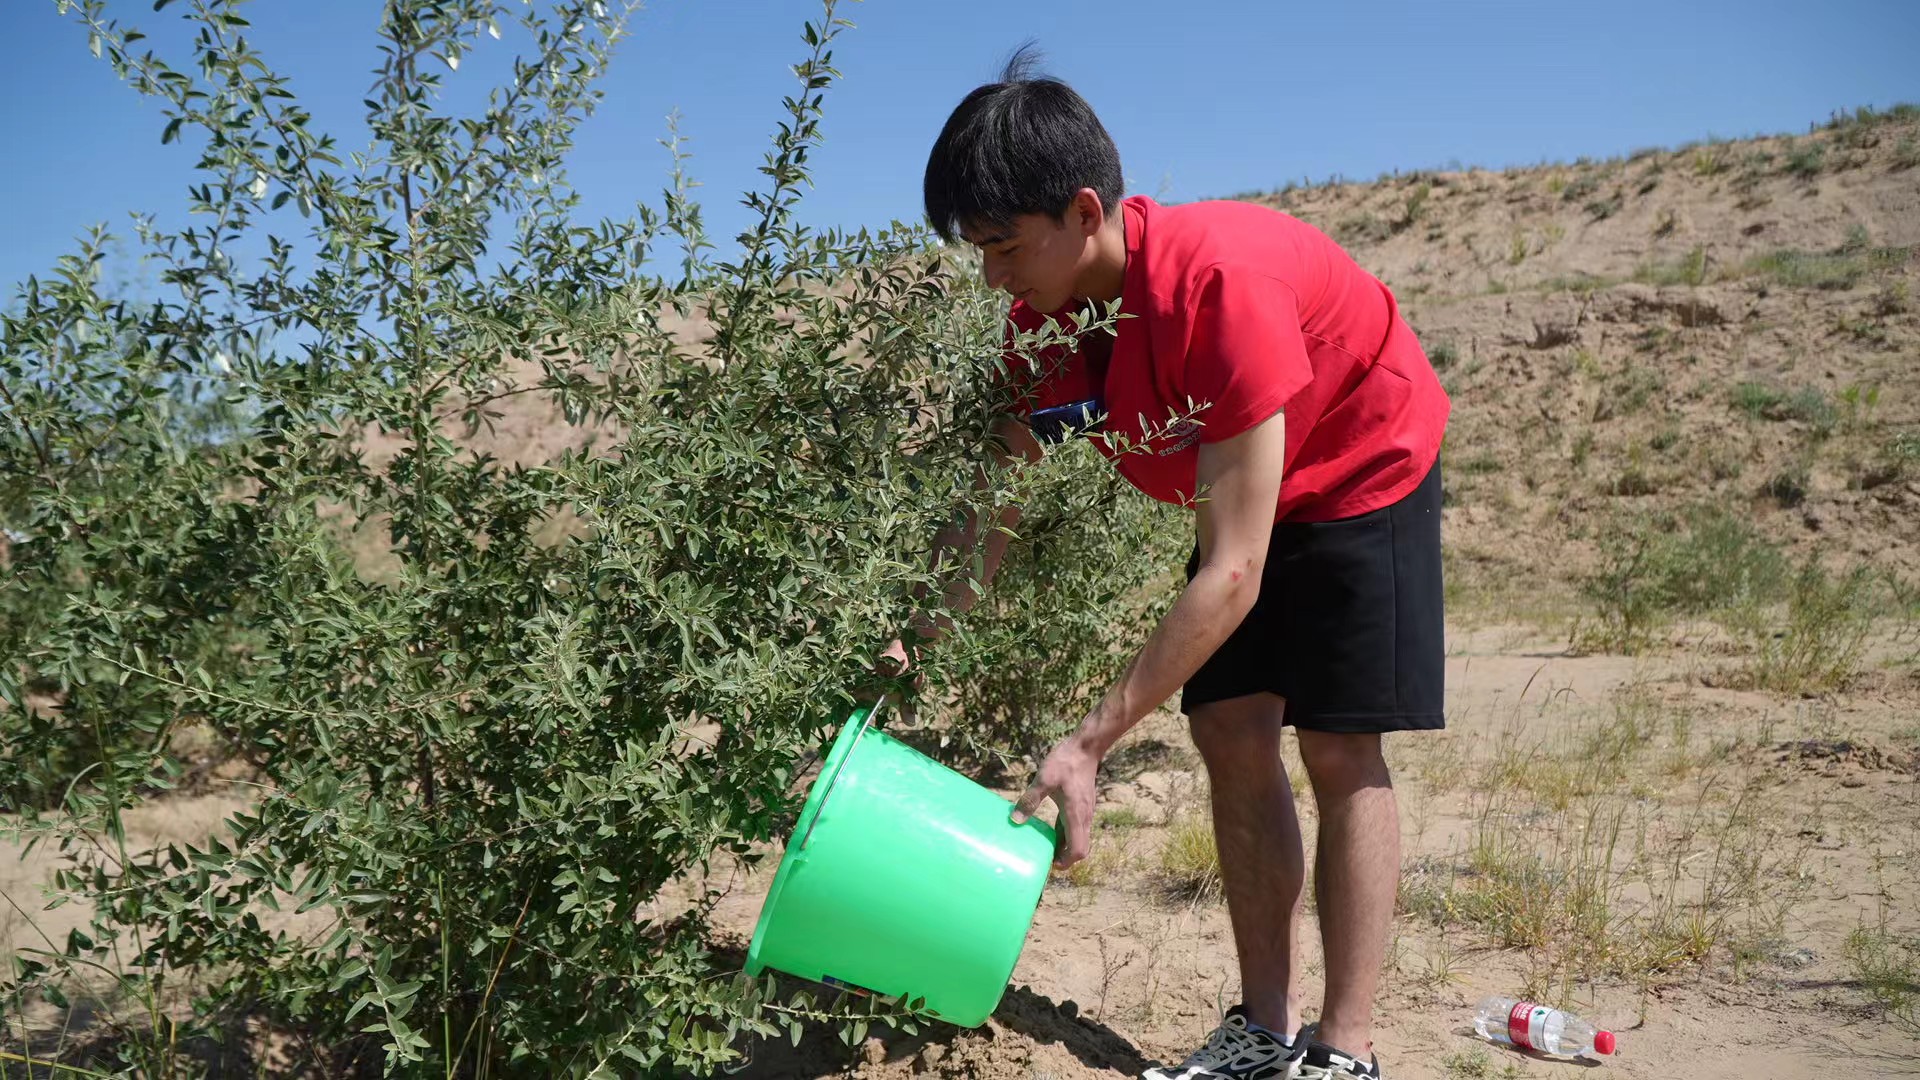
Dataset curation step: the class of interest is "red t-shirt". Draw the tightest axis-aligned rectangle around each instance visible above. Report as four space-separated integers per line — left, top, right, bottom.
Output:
1000 195 1449 523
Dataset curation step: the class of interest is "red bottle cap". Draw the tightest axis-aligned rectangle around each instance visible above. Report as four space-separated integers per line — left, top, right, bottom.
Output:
1594 1030 1616 1055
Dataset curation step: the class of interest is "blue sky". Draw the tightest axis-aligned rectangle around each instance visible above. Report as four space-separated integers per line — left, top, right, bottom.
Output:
3 0 1916 294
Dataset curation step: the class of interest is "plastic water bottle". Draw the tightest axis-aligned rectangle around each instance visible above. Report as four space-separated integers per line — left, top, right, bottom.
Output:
1473 997 1616 1058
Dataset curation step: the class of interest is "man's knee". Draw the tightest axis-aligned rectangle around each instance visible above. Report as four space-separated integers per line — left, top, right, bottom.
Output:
1297 730 1391 794
1187 693 1285 770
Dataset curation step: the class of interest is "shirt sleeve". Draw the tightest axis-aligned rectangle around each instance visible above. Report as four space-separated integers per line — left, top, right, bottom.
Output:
1182 264 1313 444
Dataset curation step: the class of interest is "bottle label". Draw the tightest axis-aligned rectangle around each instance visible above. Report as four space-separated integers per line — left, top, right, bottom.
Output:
1508 1001 1549 1050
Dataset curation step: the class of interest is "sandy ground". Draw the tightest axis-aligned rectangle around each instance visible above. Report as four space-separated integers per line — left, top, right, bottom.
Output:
698 623 1920 1079
9 624 1914 1076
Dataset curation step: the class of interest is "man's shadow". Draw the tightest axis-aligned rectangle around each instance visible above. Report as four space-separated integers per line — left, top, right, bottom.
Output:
725 977 1153 1077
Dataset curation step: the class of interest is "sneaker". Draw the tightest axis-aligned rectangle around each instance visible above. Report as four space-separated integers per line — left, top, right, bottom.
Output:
1294 1040 1381 1080
1143 1005 1307 1080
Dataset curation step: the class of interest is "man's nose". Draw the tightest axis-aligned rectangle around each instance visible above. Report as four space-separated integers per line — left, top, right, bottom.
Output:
983 255 1012 293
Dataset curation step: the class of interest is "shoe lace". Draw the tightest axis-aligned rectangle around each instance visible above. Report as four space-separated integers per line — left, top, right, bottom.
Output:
1181 1017 1261 1067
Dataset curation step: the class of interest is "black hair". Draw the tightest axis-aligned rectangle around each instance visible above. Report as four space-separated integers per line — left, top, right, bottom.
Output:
922 42 1124 245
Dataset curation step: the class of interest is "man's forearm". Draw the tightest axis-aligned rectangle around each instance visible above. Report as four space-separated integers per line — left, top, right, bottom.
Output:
1068 563 1257 756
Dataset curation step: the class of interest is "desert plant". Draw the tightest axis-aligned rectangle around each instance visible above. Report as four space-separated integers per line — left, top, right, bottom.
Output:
1731 558 1877 694
1157 814 1223 903
1846 922 1920 1034
1633 246 1707 287
1738 239 1909 290
1 1 1171 1074
1785 141 1827 178
1575 507 1787 653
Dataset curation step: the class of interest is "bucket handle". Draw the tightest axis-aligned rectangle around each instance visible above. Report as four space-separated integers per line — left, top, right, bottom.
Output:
797 697 885 851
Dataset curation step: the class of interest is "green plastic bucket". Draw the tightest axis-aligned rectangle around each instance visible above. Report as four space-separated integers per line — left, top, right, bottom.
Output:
744 701 1056 1027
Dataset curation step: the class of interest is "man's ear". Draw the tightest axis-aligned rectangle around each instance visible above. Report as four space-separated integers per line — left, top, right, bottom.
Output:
1069 188 1105 237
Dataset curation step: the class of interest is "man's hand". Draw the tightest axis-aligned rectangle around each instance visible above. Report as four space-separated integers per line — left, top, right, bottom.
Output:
874 637 914 677
1011 734 1101 870
858 637 924 704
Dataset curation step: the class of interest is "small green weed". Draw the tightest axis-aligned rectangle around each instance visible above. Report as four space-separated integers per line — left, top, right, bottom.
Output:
1576 507 1787 653
1158 815 1223 902
1731 558 1877 694
1738 240 1909 290
1785 141 1827 178
1634 246 1707 287
1844 923 1920 1033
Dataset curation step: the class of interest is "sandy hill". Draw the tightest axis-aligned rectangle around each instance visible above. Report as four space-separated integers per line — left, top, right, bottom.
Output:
1254 107 1920 617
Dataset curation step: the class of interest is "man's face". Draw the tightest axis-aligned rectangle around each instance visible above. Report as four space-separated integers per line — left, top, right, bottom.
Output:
961 210 1086 315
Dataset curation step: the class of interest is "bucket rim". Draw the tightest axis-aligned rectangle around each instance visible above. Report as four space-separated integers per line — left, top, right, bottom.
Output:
744 700 882 974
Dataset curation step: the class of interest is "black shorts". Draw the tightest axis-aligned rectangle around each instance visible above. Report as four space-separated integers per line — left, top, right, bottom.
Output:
1180 459 1445 733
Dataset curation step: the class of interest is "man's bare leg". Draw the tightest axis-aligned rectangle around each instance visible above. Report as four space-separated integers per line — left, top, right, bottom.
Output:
1295 729 1398 1057
1188 692 1304 1036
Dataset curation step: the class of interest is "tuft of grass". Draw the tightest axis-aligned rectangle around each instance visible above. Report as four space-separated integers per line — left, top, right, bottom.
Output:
1634 246 1707 287
1585 194 1624 221
1761 466 1809 508
1738 236 1910 291
1536 271 1616 294
1403 693 1814 1004
1880 430 1920 484
1486 689 1664 810
1443 1047 1525 1079
1785 141 1827 179
1823 103 1920 130
1731 382 1837 436
1457 452 1502 476
1428 341 1459 370
1844 923 1920 1034
1895 135 1920 171
1871 280 1911 316
1576 506 1788 653
1095 805 1146 830
1336 214 1391 245
1608 467 1658 497
1731 381 1786 417
1058 836 1135 888
1560 172 1601 203
1158 814 1223 902
1730 558 1877 694
1394 182 1432 233
1407 801 1627 986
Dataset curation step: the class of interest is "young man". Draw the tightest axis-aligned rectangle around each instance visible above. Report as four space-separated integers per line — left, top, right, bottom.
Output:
902 50 1449 1080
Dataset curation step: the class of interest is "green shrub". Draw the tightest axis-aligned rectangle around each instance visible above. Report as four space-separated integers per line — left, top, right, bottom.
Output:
1894 135 1920 171
1158 814 1223 902
1 2 1162 1073
1785 141 1827 178
1763 466 1811 507
1731 381 1788 417
1560 172 1602 203
1739 240 1910 291
1335 213 1392 246
1576 508 1787 653
1731 382 1837 435
1633 246 1707 287
1585 195 1624 221
1732 559 1877 694
1846 922 1920 1034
